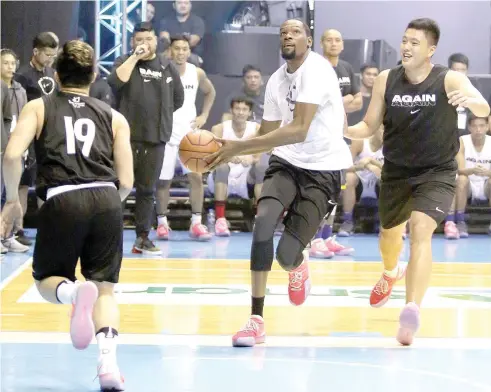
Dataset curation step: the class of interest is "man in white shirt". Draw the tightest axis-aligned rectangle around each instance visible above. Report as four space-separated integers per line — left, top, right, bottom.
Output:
205 19 351 347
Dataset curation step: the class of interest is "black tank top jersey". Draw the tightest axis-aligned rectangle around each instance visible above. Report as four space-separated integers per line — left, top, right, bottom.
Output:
35 92 118 200
383 65 458 168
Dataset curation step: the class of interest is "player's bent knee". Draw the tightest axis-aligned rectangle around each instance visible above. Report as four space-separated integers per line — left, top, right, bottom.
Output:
409 211 437 241
276 242 304 272
214 164 230 184
345 172 358 188
90 281 115 296
250 236 275 271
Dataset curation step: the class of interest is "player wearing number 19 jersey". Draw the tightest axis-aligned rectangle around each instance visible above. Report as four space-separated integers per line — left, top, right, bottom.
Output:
1 40 134 391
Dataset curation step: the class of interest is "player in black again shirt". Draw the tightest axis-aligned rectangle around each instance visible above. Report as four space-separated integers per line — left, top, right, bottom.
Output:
345 18 490 346
1 41 134 391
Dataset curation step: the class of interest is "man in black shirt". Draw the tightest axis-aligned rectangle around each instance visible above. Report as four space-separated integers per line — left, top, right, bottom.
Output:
159 0 205 66
2 40 134 390
108 22 184 255
345 18 490 346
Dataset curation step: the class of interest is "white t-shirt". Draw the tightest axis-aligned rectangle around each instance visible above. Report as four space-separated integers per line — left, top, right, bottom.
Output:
263 51 352 170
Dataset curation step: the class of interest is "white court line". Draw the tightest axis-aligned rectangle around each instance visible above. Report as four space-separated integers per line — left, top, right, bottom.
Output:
0 257 33 291
1 332 491 349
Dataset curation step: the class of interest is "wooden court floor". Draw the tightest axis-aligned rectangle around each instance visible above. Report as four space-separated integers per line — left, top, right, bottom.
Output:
2 258 491 338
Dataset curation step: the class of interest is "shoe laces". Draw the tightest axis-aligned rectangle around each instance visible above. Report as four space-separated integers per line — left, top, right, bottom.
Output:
289 270 304 289
373 276 390 295
241 318 259 333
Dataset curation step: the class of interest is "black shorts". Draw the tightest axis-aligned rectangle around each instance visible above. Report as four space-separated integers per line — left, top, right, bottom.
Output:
33 186 123 283
20 165 36 187
259 155 342 246
379 159 457 229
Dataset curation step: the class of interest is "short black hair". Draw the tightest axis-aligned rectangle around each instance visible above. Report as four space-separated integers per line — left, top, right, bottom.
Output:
360 63 379 73
406 18 440 45
230 97 254 111
283 19 312 37
133 22 155 35
468 114 489 126
33 32 59 50
56 40 94 88
242 64 261 77
448 53 469 68
0 48 18 60
170 35 190 45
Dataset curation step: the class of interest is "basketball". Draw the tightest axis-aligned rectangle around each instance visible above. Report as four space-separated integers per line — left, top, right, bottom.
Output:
179 130 220 173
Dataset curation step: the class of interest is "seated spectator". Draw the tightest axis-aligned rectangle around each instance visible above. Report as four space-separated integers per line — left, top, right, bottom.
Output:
208 98 264 237
222 65 265 124
337 126 384 237
444 115 491 239
159 0 205 66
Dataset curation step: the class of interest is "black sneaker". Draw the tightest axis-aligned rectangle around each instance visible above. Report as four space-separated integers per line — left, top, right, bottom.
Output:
15 230 33 246
132 236 161 255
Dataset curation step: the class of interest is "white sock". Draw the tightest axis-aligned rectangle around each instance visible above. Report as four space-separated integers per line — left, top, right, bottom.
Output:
56 281 78 304
191 213 201 225
157 215 167 226
96 329 118 361
384 265 399 278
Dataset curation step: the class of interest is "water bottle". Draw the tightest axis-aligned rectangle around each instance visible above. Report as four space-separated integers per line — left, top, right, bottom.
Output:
207 209 216 233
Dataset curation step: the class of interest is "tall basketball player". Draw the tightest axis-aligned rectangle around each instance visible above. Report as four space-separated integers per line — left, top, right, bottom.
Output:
344 18 490 345
156 35 216 241
2 41 133 390
205 19 351 347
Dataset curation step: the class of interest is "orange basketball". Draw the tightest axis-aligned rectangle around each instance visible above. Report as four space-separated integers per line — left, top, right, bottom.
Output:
179 130 220 173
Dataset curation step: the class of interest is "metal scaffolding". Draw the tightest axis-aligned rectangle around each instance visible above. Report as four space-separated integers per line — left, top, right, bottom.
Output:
95 0 147 75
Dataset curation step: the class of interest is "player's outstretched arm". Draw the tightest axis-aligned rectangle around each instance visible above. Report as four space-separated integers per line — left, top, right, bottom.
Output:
344 71 389 140
445 71 490 118
112 109 134 201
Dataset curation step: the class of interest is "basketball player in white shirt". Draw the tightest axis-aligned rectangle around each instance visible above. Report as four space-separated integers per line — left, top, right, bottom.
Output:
156 35 216 241
208 98 263 236
337 126 384 237
205 19 351 347
444 115 491 238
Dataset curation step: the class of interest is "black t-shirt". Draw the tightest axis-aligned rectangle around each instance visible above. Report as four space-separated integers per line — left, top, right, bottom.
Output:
89 76 114 107
14 63 57 102
333 59 359 97
383 65 458 168
347 95 371 126
35 92 118 200
159 14 205 54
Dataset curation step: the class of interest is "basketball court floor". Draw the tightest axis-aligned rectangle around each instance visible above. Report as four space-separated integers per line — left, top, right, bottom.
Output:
1 231 491 391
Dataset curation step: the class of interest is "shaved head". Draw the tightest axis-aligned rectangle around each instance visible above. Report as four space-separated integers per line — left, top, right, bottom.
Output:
321 28 344 58
321 29 343 41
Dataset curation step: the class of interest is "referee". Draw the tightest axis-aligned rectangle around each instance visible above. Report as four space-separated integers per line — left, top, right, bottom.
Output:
108 22 184 254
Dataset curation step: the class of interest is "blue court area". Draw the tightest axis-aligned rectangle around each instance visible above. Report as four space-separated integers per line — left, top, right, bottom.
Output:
1 231 491 392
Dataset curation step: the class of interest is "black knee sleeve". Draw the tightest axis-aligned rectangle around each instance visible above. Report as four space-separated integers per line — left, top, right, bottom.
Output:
276 231 305 271
250 198 284 271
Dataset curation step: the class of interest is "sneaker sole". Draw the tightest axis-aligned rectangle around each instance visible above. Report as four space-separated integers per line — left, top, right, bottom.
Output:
396 306 420 346
232 335 266 347
71 282 98 350
99 373 125 391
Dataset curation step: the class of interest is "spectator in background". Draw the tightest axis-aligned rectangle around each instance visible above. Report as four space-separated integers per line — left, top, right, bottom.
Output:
15 32 58 102
108 22 184 255
222 65 265 124
1 49 30 249
159 0 205 66
347 63 379 126
320 29 362 113
131 2 156 27
444 115 491 239
1 80 11 255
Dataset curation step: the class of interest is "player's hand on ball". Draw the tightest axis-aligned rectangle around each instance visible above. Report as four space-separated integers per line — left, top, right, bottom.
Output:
194 115 207 129
447 90 471 108
205 137 241 171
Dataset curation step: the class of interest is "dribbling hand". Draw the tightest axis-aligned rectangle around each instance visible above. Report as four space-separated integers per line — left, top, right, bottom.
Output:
204 138 242 171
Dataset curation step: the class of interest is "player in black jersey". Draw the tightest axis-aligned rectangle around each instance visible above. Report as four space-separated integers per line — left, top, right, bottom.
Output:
344 18 490 346
1 41 134 391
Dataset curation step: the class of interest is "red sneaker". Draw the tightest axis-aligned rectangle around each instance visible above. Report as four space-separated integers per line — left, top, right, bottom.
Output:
370 264 406 308
288 250 311 306
325 235 355 256
232 315 265 347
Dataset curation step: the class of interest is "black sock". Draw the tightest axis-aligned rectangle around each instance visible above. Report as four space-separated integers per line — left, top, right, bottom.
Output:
96 327 119 337
251 296 265 317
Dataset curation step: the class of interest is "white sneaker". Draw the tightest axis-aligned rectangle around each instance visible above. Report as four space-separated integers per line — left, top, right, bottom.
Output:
2 237 29 253
97 359 125 391
1 242 8 254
